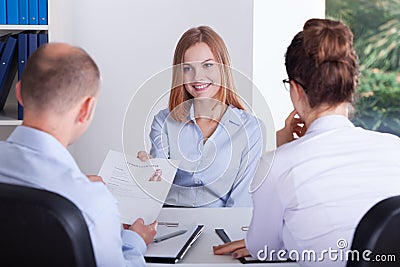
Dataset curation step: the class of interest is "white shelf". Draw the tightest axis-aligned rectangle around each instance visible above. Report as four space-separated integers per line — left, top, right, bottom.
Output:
0 106 20 125
0 120 22 126
0 25 49 30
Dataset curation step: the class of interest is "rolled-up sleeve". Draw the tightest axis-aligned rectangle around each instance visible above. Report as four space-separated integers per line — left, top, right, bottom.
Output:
226 117 264 207
86 193 148 267
121 230 147 266
149 109 170 159
245 152 284 259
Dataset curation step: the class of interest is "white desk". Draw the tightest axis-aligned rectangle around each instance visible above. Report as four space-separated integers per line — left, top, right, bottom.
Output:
147 207 299 266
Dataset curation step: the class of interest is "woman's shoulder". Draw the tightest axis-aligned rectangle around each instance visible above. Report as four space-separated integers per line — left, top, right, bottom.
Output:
153 108 171 121
229 106 263 128
156 108 170 116
229 105 257 121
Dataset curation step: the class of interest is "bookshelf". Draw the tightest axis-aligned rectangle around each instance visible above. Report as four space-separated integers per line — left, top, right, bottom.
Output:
0 1 49 128
0 25 48 31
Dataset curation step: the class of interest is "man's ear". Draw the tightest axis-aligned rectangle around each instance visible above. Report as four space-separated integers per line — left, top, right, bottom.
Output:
16 81 23 106
77 96 96 123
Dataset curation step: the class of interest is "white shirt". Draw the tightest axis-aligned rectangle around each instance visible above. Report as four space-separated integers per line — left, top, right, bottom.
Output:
0 126 147 267
149 105 264 207
246 115 400 267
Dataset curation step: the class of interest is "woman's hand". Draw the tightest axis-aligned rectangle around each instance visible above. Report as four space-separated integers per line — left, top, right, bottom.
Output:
213 239 250 259
276 109 306 147
86 175 104 183
129 218 157 245
137 151 153 162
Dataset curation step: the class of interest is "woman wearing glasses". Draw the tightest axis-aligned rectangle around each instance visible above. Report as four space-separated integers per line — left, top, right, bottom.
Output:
138 26 264 208
214 18 400 266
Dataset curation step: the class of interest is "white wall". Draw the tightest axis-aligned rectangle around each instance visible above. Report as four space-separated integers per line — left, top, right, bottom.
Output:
0 126 15 140
1 0 326 170
50 0 254 173
253 0 325 142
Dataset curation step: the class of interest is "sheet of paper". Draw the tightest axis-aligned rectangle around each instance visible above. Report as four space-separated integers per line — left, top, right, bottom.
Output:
98 150 178 224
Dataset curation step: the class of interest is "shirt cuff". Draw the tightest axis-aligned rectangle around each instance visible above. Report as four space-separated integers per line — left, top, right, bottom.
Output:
121 229 147 255
244 235 256 259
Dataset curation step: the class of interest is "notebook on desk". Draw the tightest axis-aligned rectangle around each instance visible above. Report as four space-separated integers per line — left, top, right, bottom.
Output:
145 224 204 264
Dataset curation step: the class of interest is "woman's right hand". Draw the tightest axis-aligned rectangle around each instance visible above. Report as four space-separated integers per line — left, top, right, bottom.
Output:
276 109 306 147
137 151 153 162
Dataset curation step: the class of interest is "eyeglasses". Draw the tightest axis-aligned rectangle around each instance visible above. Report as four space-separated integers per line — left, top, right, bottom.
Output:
282 79 291 91
282 78 308 94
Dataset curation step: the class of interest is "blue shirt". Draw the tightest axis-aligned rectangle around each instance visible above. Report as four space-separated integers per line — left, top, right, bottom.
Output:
0 126 146 267
149 105 264 207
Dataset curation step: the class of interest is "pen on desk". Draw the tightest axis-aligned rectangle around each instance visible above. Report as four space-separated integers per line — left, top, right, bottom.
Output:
158 221 179 227
153 229 187 243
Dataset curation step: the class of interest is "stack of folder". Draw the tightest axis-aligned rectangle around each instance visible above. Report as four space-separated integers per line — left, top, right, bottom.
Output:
0 35 18 112
0 31 48 119
0 0 48 25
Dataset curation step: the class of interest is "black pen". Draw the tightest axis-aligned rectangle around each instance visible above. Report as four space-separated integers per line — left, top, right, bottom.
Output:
153 229 188 243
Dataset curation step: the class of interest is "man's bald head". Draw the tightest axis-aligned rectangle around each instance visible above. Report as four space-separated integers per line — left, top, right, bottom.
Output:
20 43 101 114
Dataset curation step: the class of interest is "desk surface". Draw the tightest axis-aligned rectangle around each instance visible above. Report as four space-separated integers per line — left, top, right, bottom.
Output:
147 207 299 266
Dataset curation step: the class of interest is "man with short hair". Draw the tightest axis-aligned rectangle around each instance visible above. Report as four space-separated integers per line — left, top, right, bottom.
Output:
0 43 156 267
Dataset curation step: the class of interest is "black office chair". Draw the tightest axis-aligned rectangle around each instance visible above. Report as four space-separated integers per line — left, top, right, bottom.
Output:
347 195 400 267
0 182 96 267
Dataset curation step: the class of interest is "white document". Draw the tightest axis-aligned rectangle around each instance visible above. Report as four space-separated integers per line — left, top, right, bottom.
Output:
98 150 178 224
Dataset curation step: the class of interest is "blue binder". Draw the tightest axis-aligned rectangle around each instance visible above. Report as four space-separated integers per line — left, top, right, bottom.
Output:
17 34 28 120
28 0 39 25
0 36 18 110
38 0 47 25
38 32 48 47
0 40 5 55
17 34 28 80
18 97 24 119
0 0 6 24
0 39 5 101
19 33 39 118
6 0 19 24
19 0 29 25
28 33 38 56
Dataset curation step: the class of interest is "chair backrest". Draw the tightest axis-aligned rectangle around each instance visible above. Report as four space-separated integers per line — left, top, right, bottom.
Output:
347 195 400 267
0 182 96 267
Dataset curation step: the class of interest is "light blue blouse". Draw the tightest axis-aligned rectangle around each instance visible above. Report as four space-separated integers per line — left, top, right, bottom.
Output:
0 126 147 267
149 105 264 207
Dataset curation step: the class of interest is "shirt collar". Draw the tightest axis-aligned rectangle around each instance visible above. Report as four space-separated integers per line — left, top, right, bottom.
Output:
220 106 243 126
7 126 78 168
306 115 354 135
188 102 242 127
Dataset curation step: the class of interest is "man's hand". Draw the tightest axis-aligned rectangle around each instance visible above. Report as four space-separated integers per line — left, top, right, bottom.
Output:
86 175 104 183
129 218 157 245
213 239 250 258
